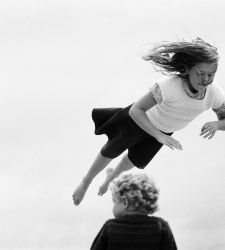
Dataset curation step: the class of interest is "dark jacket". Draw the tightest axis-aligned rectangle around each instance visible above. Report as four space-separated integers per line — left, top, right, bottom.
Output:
90 214 177 250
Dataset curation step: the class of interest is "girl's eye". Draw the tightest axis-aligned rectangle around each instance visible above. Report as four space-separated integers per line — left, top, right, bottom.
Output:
195 71 203 77
196 72 204 78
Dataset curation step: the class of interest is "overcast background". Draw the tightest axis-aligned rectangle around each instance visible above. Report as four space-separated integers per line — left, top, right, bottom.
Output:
0 0 225 249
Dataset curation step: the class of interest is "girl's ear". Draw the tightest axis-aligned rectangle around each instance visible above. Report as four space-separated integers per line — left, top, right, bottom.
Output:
184 65 191 74
179 65 190 77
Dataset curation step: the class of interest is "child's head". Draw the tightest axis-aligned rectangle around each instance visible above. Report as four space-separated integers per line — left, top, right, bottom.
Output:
110 172 159 217
143 37 218 77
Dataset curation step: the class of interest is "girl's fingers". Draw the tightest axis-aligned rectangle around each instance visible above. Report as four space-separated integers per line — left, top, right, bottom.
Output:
173 143 181 150
166 144 174 150
200 127 213 136
207 131 215 139
201 124 209 132
201 127 206 132
164 137 182 150
203 131 210 137
203 131 214 138
207 133 214 139
173 140 182 150
168 142 182 150
200 129 206 135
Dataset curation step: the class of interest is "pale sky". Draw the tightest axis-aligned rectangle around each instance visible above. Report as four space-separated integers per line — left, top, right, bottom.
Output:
0 0 225 249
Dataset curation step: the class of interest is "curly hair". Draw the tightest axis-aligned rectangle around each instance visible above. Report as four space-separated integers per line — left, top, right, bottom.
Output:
110 172 159 215
142 37 219 75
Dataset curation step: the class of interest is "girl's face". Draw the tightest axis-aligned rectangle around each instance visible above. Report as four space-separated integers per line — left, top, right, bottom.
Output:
187 62 218 92
112 195 127 218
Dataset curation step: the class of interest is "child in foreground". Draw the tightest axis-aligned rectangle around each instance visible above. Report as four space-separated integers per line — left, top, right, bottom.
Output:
90 171 177 250
73 37 225 205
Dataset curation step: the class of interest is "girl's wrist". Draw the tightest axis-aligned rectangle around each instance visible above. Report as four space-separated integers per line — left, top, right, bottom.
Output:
154 131 166 141
216 119 225 131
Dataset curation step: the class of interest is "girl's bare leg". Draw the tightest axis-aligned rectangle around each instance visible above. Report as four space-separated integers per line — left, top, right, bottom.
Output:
98 154 135 196
72 152 112 205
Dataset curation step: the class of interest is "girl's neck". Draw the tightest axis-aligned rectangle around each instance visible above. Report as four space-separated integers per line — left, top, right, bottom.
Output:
186 76 199 94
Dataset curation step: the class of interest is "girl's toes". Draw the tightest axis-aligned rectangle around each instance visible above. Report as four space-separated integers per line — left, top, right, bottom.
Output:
98 184 108 196
72 182 89 206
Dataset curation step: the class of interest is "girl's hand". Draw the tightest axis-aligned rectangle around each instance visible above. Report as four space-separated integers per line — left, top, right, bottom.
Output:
200 121 219 139
156 134 183 150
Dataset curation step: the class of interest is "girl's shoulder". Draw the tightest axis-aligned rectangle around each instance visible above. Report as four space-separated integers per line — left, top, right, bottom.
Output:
154 75 182 96
156 74 180 83
155 75 182 87
207 82 225 97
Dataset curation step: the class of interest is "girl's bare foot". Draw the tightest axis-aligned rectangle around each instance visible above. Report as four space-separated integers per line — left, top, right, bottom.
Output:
98 182 109 196
72 181 90 206
98 168 114 196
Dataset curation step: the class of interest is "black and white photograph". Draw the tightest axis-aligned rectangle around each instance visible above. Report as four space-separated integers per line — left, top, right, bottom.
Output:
0 1 225 249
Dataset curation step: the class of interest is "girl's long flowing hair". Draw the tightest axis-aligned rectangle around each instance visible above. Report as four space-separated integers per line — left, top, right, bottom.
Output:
142 37 219 75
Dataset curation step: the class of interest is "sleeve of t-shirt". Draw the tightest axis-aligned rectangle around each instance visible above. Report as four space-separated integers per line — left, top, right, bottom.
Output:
211 84 225 114
90 221 109 250
160 219 177 250
150 76 174 104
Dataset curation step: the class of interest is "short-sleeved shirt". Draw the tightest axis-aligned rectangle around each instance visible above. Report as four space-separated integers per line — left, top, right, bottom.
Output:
146 75 225 133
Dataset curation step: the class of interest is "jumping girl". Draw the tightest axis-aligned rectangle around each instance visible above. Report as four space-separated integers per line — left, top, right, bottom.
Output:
73 37 225 206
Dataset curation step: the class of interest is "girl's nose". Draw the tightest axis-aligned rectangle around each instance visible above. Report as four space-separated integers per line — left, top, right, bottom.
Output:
202 75 209 85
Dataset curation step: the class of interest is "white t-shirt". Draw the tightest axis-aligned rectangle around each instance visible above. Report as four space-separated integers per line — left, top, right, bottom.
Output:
146 75 225 133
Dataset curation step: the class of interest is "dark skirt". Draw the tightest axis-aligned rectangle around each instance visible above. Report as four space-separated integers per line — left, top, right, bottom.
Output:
92 104 172 169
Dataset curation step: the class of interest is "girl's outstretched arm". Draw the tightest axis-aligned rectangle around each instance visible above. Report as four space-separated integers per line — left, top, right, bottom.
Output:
129 91 182 150
200 109 225 139
216 111 225 130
